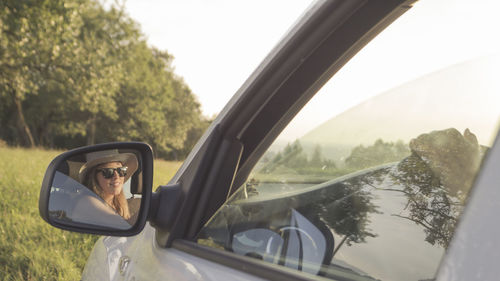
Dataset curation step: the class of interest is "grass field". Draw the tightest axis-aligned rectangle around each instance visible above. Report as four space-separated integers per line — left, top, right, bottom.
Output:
0 146 181 281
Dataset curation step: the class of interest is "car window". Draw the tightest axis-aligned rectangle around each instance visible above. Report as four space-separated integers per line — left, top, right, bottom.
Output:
197 0 500 280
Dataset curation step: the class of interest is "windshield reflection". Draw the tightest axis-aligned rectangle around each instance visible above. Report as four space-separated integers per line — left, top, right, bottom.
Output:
199 128 487 280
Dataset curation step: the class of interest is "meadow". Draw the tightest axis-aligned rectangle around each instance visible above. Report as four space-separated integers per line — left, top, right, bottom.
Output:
0 146 181 280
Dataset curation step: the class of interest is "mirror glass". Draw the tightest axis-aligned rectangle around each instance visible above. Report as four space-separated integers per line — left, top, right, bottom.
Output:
48 149 143 230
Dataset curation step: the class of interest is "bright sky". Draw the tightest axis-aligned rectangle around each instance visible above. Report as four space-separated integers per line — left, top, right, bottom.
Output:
285 0 500 142
121 0 500 141
122 0 312 117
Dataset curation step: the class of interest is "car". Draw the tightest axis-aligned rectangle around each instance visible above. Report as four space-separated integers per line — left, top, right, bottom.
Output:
38 0 500 280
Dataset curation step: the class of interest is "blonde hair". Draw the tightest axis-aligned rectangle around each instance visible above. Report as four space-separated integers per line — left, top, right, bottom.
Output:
84 165 130 220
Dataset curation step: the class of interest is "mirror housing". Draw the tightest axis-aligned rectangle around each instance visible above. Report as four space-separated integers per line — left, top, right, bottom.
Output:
39 142 153 236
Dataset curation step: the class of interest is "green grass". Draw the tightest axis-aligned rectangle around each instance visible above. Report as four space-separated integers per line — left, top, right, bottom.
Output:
152 159 182 189
0 146 181 280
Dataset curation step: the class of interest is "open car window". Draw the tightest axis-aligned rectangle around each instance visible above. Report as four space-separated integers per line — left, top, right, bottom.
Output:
197 0 500 280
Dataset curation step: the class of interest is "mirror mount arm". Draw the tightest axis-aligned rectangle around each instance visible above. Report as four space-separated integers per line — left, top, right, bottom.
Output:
148 183 183 235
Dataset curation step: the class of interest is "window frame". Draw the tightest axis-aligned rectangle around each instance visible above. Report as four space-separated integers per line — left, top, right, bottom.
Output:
159 0 500 280
159 0 416 247
154 0 426 279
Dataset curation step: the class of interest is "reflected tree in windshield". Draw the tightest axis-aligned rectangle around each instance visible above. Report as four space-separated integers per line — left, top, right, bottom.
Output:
298 179 381 246
389 154 459 247
370 128 484 247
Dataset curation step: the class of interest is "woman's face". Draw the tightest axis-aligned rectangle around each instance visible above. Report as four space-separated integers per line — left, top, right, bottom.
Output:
96 161 124 196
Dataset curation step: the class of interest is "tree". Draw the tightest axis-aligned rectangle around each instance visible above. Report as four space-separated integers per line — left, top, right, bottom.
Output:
64 3 136 145
310 144 323 167
0 0 208 158
369 129 483 247
0 0 129 146
0 0 81 146
260 140 308 173
388 155 460 247
298 179 380 245
102 41 206 159
345 139 410 170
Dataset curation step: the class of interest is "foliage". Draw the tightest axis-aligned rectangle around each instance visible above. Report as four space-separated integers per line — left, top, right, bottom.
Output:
345 139 410 170
0 0 209 159
380 129 483 247
257 139 409 183
297 180 380 245
0 147 181 280
260 140 337 176
390 154 460 247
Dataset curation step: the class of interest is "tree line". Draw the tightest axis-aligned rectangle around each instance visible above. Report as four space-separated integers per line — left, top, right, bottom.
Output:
0 0 211 159
259 140 338 175
260 139 410 176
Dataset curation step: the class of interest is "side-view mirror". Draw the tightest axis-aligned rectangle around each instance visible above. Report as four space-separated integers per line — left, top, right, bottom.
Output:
39 142 153 236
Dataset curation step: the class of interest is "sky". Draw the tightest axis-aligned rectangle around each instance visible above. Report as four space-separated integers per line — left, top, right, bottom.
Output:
285 0 500 141
121 0 312 117
119 0 500 141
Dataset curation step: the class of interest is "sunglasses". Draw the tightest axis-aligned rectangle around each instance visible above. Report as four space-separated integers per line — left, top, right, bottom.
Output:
97 167 128 179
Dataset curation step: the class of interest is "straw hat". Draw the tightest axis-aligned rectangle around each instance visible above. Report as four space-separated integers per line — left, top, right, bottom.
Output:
78 149 138 183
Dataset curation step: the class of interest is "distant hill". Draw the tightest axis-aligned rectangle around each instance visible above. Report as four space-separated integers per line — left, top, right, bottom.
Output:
299 56 500 162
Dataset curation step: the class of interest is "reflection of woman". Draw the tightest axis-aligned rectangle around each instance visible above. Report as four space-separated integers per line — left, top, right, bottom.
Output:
78 149 138 221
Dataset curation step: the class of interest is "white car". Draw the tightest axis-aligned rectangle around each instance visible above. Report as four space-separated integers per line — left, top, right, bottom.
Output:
39 0 500 280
